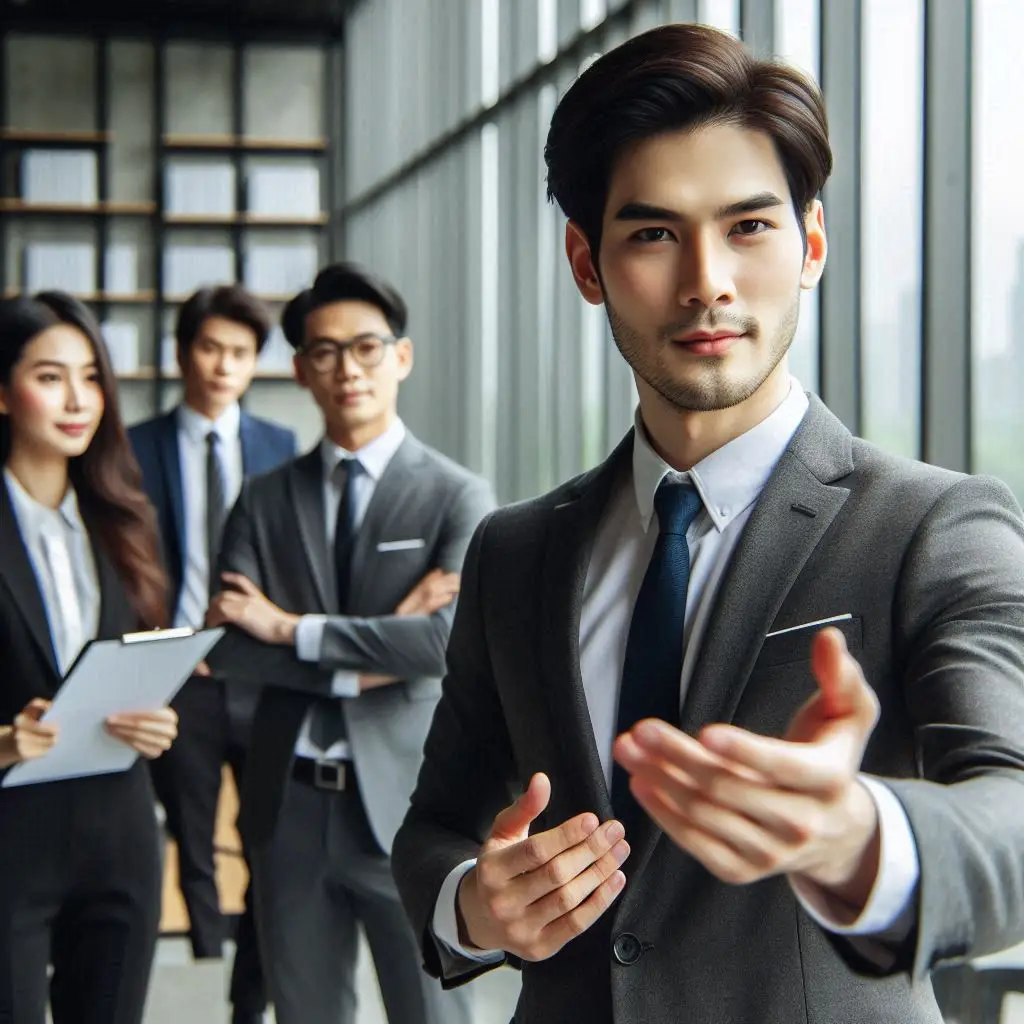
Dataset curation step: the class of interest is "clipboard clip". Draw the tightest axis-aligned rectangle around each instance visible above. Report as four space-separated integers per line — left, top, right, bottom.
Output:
121 627 196 645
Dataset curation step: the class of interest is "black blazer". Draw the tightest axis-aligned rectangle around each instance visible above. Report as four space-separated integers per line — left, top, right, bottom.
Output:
0 477 143 740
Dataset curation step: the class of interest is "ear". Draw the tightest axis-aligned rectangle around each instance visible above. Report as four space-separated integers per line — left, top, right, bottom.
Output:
565 221 604 306
175 343 189 379
394 338 414 383
292 353 310 390
800 200 828 290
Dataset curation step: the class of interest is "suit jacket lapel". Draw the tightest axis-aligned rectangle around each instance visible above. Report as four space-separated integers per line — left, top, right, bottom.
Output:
0 478 59 677
157 411 186 574
540 433 633 823
679 395 855 737
289 448 334 612
347 435 426 611
239 412 257 476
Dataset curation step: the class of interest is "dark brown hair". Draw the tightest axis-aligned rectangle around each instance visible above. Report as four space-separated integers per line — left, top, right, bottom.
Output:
175 284 272 354
281 261 408 350
0 292 168 629
544 23 832 255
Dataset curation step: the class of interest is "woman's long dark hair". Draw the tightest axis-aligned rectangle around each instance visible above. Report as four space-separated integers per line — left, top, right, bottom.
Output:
0 292 168 629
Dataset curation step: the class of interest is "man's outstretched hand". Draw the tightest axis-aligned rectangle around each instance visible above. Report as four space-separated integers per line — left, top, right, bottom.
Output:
456 773 629 960
613 627 882 913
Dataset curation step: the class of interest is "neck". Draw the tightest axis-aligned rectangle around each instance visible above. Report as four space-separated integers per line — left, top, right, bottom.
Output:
5 446 70 509
183 388 233 423
638 365 792 471
326 413 396 453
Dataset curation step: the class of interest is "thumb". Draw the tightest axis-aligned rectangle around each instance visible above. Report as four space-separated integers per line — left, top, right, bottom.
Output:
488 772 551 844
23 699 52 723
811 627 879 729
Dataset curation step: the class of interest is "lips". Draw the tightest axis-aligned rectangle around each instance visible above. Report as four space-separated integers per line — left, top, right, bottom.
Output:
57 424 90 437
673 332 745 357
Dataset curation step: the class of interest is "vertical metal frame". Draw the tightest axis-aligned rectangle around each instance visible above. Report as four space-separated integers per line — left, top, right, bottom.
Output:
153 34 167 409
231 39 244 284
921 0 972 472
0 28 8 297
818 0 862 432
95 36 110 310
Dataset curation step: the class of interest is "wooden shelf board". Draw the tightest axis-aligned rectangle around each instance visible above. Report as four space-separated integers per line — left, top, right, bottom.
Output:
0 199 156 216
163 212 327 227
0 128 111 145
4 289 157 303
162 133 326 153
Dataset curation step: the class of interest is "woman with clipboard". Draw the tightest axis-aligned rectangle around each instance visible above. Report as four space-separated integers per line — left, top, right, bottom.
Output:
0 292 179 1024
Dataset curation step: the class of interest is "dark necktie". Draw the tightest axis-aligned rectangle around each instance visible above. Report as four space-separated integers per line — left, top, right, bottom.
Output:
205 430 227 592
611 479 703 833
310 457 364 753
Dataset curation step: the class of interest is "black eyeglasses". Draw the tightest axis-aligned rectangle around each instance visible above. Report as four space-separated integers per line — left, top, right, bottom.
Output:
301 333 398 373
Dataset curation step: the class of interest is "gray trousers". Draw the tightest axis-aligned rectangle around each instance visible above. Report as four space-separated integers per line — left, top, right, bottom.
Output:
250 773 473 1024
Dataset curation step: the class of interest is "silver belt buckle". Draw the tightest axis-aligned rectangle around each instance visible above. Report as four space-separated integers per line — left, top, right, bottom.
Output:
314 759 346 792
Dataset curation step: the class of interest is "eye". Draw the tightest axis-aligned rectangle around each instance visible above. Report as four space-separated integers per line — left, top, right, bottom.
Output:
730 219 771 238
36 372 61 384
631 227 674 244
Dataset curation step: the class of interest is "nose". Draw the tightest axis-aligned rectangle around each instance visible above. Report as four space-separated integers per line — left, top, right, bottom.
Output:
334 347 364 380
64 378 86 412
677 228 736 310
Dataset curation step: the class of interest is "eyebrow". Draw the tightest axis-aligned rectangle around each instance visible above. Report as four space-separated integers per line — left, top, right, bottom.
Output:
30 359 97 370
613 191 787 223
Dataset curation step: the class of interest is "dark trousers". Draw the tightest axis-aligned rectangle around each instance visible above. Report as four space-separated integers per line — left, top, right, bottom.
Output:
148 675 265 1014
0 763 162 1024
251 769 474 1024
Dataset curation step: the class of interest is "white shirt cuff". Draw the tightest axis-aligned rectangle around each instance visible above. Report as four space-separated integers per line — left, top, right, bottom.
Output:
431 858 505 964
329 671 360 698
295 614 326 663
790 775 919 937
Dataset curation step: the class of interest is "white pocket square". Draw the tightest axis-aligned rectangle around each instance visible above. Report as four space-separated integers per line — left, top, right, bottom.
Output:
376 539 426 552
765 613 852 639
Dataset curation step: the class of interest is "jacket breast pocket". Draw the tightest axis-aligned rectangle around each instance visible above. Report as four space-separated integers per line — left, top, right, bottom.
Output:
756 615 863 669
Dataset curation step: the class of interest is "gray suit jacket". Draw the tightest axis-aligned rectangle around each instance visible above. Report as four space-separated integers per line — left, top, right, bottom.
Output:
392 396 1024 1024
207 432 495 852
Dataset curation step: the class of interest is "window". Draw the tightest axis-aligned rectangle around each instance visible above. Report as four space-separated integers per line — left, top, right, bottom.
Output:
972 0 1024 498
774 0 821 392
860 0 923 457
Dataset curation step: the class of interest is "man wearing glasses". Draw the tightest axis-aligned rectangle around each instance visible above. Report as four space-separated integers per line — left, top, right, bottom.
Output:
206 262 491 1024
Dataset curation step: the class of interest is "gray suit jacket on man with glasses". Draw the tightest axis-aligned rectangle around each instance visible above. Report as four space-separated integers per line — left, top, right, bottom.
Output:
392 395 1024 1024
208 432 495 853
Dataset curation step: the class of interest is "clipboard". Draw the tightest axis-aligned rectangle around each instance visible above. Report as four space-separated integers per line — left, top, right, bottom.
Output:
2 625 225 789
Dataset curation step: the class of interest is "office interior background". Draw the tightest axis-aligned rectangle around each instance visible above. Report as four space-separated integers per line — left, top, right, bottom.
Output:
1 0 1022 1021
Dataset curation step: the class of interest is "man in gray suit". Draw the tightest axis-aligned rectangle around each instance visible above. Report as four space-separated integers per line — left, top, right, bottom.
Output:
206 262 491 1024
391 24 1024 1024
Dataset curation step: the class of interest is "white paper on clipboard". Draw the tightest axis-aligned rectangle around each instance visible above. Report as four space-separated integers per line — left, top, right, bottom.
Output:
2 626 224 788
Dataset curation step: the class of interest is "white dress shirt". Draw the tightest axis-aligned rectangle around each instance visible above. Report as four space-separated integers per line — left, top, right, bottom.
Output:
293 417 407 761
433 379 920 961
175 402 244 630
4 468 100 676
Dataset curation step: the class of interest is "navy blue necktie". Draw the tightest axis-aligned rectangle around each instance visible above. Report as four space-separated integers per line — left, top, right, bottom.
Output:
612 479 703 830
333 457 363 613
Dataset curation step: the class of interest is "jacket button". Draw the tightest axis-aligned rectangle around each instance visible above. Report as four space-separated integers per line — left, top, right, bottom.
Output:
612 932 643 965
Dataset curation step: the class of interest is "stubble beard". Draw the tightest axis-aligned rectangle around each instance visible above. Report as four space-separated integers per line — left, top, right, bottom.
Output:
606 293 801 413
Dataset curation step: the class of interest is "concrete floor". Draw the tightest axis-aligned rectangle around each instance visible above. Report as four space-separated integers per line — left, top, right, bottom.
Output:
142 934 521 1024
140 936 1024 1024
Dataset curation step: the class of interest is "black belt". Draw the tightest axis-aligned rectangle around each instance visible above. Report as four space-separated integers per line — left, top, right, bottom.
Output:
292 757 354 792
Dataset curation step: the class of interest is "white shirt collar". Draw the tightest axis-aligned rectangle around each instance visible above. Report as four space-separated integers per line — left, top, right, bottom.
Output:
177 401 241 446
4 466 85 534
319 417 407 483
632 378 810 533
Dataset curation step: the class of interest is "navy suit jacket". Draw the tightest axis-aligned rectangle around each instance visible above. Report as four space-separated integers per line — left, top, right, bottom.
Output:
129 407 297 618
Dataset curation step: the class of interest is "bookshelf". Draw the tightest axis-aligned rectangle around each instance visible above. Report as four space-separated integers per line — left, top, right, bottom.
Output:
0 30 341 425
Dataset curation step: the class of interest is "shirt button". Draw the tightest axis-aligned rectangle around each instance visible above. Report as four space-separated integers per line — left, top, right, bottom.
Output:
719 507 730 517
612 932 643 965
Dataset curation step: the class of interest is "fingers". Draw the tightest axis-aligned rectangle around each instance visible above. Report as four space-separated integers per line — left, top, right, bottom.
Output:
22 699 52 723
516 819 629 906
488 773 553 844
105 717 176 759
13 712 59 759
193 659 212 677
525 867 627 957
810 628 880 728
220 572 258 596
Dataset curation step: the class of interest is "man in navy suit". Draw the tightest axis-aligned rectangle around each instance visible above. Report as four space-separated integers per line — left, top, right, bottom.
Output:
129 285 296 1024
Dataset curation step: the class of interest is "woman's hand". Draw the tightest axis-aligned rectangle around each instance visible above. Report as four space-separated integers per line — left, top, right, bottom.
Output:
1 699 59 766
105 707 178 759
